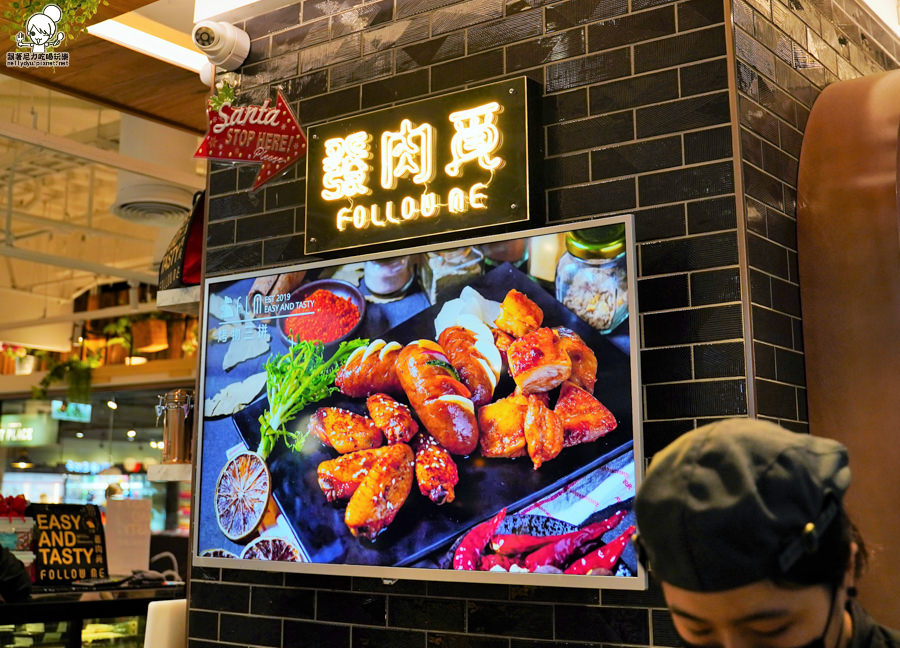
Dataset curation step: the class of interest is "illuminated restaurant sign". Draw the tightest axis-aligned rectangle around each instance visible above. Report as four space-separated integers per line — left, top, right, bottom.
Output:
28 503 109 585
0 413 59 446
305 77 540 254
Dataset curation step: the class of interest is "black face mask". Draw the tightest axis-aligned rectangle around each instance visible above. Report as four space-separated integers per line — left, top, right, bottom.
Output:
676 586 842 648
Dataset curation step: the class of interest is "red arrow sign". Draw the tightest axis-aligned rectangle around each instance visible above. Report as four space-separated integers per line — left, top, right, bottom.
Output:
194 90 307 191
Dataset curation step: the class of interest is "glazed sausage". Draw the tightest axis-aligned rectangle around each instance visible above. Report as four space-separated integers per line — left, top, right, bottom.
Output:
335 339 404 398
437 326 499 407
397 341 479 455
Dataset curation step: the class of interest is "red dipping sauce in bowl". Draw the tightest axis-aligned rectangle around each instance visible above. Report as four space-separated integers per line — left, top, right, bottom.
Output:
284 288 360 344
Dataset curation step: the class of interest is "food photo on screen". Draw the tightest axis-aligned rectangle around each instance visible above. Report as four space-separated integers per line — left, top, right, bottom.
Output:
195 219 642 583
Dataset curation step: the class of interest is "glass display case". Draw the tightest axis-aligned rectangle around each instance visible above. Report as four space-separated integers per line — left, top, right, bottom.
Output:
0 585 184 648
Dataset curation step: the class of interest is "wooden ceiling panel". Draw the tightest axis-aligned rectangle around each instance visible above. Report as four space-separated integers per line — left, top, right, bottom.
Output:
1 0 209 133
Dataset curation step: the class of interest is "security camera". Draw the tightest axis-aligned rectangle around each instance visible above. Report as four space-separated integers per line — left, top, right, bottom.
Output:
192 20 249 72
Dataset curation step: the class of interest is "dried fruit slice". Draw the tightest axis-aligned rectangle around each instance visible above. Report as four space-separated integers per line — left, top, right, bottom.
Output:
214 451 271 542
200 548 238 559
240 536 303 562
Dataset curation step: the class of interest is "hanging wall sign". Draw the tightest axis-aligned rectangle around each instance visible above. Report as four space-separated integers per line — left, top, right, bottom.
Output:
304 76 541 254
27 503 109 585
195 86 307 191
0 413 59 446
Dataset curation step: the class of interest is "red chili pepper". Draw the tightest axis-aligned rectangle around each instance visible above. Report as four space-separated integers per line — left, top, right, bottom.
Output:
453 508 507 571
564 525 635 575
490 532 565 556
523 510 626 571
479 554 523 571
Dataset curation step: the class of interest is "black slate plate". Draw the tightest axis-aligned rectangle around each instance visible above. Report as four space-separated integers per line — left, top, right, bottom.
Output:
231 263 635 567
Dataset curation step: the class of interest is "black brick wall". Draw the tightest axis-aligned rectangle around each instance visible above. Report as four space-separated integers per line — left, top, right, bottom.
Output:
195 0 899 644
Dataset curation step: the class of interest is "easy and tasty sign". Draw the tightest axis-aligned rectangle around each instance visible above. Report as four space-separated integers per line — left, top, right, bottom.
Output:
305 77 539 254
28 504 108 585
0 413 59 446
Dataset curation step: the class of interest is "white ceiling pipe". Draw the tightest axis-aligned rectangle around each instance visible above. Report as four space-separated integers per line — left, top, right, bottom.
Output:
0 121 203 189
7 209 156 243
0 245 158 285
0 300 159 332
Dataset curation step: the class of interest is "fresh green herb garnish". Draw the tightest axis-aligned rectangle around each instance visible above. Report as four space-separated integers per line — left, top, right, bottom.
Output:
426 359 460 381
257 339 367 459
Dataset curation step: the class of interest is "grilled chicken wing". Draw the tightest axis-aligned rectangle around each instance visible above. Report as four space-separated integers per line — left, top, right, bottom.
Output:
316 448 383 502
345 443 414 539
438 325 500 407
413 432 459 505
308 407 384 454
555 327 598 393
366 393 419 445
493 289 543 338
335 339 404 398
397 341 479 455
506 327 572 394
554 381 617 447
524 394 564 469
477 392 527 458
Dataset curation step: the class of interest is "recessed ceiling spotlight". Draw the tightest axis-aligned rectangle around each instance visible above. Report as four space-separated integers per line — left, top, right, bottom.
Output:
127 430 137 439
75 432 84 439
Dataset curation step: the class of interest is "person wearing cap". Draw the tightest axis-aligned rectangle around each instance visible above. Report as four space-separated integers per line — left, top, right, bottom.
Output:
634 418 899 648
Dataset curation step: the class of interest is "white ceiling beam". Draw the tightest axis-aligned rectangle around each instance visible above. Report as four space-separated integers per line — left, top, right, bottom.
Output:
0 245 158 285
0 301 159 333
0 121 203 189
7 210 156 243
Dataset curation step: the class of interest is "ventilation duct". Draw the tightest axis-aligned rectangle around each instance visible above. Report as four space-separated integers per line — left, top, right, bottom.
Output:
111 114 198 226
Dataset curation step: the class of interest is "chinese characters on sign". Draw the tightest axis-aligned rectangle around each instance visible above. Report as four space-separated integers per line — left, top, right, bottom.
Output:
321 103 500 232
305 77 538 254
195 89 307 191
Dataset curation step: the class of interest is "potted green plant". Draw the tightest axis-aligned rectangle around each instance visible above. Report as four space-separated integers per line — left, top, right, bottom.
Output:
102 317 131 365
131 314 168 354
32 356 99 403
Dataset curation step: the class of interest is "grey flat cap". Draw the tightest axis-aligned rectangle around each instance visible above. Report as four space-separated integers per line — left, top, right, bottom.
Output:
634 418 850 591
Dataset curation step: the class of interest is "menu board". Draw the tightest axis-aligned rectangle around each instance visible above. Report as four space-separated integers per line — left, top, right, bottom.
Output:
193 216 645 589
28 504 108 585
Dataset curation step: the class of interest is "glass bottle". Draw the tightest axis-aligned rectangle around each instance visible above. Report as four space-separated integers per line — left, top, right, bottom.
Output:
364 255 415 297
555 224 628 334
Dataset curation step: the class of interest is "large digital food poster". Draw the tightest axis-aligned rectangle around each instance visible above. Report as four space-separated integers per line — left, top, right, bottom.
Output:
193 216 645 589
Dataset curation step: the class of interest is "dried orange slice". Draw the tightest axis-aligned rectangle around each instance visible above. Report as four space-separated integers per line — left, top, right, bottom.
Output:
240 536 303 562
200 548 238 559
214 451 271 542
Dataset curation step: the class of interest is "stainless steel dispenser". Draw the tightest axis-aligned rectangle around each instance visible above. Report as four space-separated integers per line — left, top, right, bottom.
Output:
156 389 194 464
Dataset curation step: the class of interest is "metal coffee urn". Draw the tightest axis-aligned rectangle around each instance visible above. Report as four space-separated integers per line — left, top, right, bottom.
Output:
156 389 194 464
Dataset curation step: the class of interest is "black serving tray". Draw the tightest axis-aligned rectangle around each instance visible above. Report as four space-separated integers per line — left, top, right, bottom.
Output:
231 263 635 567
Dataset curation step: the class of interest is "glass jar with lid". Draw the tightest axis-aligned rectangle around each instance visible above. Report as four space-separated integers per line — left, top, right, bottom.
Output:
364 255 415 298
420 246 484 304
555 224 628 334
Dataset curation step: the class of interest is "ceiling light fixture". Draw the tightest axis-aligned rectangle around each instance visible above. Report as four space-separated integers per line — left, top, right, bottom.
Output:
127 429 137 439
76 432 84 439
87 18 208 73
107 398 118 410
12 453 33 469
